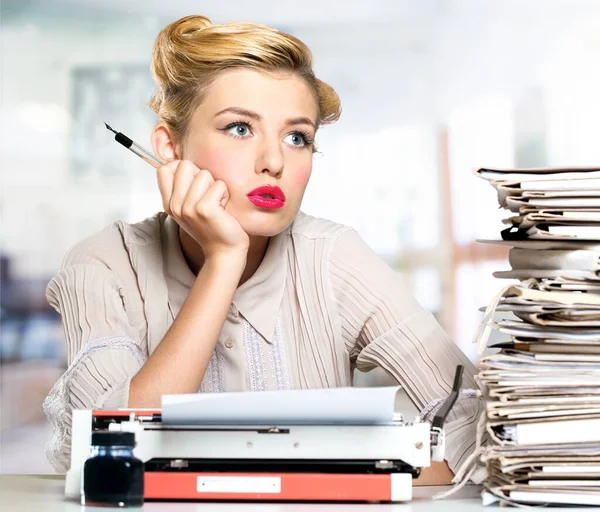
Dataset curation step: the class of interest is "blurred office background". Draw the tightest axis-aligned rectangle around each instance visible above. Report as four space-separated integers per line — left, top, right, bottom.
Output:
2 0 600 473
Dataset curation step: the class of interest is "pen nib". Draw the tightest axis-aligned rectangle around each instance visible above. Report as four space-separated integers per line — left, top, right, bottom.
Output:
104 122 118 135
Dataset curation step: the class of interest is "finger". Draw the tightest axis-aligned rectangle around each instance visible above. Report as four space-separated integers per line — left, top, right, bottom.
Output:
182 170 214 220
170 160 200 217
156 160 180 214
198 180 230 215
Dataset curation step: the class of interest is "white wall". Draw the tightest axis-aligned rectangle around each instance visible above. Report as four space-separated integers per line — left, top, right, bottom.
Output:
1 11 162 276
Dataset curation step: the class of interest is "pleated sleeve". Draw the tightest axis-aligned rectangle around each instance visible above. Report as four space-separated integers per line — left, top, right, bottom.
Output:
43 240 146 473
329 229 483 476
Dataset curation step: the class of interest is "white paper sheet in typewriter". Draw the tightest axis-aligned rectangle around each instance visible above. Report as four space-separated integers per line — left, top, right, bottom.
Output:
161 385 401 425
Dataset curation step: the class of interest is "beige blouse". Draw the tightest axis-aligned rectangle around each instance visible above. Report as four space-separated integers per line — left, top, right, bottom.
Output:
43 211 482 476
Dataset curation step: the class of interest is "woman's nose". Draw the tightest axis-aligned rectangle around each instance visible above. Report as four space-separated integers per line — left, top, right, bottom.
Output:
255 138 284 178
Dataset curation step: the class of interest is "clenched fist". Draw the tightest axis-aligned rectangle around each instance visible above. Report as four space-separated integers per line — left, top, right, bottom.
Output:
156 160 249 261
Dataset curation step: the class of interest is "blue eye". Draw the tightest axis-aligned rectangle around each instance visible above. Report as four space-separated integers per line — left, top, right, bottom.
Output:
227 123 250 137
290 134 303 146
284 132 312 148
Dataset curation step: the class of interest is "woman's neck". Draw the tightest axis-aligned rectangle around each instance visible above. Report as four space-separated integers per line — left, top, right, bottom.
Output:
178 228 269 287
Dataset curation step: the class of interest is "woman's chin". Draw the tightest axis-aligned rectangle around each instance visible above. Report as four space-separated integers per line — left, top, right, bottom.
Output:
239 208 298 238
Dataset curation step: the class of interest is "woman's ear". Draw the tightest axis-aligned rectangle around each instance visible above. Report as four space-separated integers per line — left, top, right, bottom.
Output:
151 123 180 162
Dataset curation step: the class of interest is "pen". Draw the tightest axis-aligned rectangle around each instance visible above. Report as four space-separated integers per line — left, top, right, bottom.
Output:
104 122 165 169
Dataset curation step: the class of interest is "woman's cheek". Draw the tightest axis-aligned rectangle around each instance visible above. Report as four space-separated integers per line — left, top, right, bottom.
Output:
290 165 312 192
196 151 242 183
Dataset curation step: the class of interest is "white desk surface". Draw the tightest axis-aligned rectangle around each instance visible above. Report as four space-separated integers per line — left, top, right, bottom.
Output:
3 475 599 511
0 475 487 511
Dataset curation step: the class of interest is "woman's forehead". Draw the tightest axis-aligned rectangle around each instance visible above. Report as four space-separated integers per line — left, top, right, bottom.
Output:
199 69 318 121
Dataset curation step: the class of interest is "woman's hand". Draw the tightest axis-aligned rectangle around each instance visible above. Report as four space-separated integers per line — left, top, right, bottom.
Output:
156 160 250 261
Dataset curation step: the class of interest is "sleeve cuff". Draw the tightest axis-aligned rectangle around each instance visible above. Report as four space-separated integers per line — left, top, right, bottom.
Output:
442 397 487 484
102 375 134 410
42 337 145 473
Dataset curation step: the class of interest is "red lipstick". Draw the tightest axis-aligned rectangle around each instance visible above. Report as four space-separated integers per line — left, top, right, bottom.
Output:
247 185 286 210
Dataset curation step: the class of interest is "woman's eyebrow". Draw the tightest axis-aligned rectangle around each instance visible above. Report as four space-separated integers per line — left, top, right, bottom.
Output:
215 107 260 120
215 107 315 130
285 117 315 130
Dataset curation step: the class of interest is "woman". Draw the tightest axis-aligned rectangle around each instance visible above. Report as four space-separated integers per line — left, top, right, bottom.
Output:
43 14 482 485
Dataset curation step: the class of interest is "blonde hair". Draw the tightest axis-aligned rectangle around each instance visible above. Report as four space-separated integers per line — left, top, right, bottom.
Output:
149 15 341 143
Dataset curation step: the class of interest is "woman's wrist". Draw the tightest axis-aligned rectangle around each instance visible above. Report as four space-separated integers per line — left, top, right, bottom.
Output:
199 250 247 281
208 249 247 268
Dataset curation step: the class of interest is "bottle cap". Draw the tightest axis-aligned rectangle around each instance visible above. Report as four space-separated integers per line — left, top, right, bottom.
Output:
91 431 135 447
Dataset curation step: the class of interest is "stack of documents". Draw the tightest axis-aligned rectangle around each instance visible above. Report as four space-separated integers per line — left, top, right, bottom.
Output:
474 167 600 507
475 166 600 241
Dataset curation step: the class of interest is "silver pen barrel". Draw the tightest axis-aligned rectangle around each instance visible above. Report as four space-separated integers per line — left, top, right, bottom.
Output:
128 141 165 169
104 122 165 169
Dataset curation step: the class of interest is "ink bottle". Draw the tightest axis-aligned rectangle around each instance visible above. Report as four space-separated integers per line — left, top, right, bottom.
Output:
81 431 144 507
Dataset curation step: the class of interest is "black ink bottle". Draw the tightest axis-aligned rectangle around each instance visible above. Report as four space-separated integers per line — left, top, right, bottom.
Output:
82 431 144 507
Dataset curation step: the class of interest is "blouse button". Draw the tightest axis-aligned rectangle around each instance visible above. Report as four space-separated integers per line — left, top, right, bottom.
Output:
224 339 235 349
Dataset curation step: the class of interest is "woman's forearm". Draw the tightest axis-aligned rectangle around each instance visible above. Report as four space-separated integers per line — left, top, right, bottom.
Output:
128 254 245 407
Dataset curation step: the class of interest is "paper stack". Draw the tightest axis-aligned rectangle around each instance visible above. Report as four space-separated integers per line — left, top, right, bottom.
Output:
473 166 600 508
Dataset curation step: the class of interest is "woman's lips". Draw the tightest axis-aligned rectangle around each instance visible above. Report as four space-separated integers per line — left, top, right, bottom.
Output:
247 185 286 210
